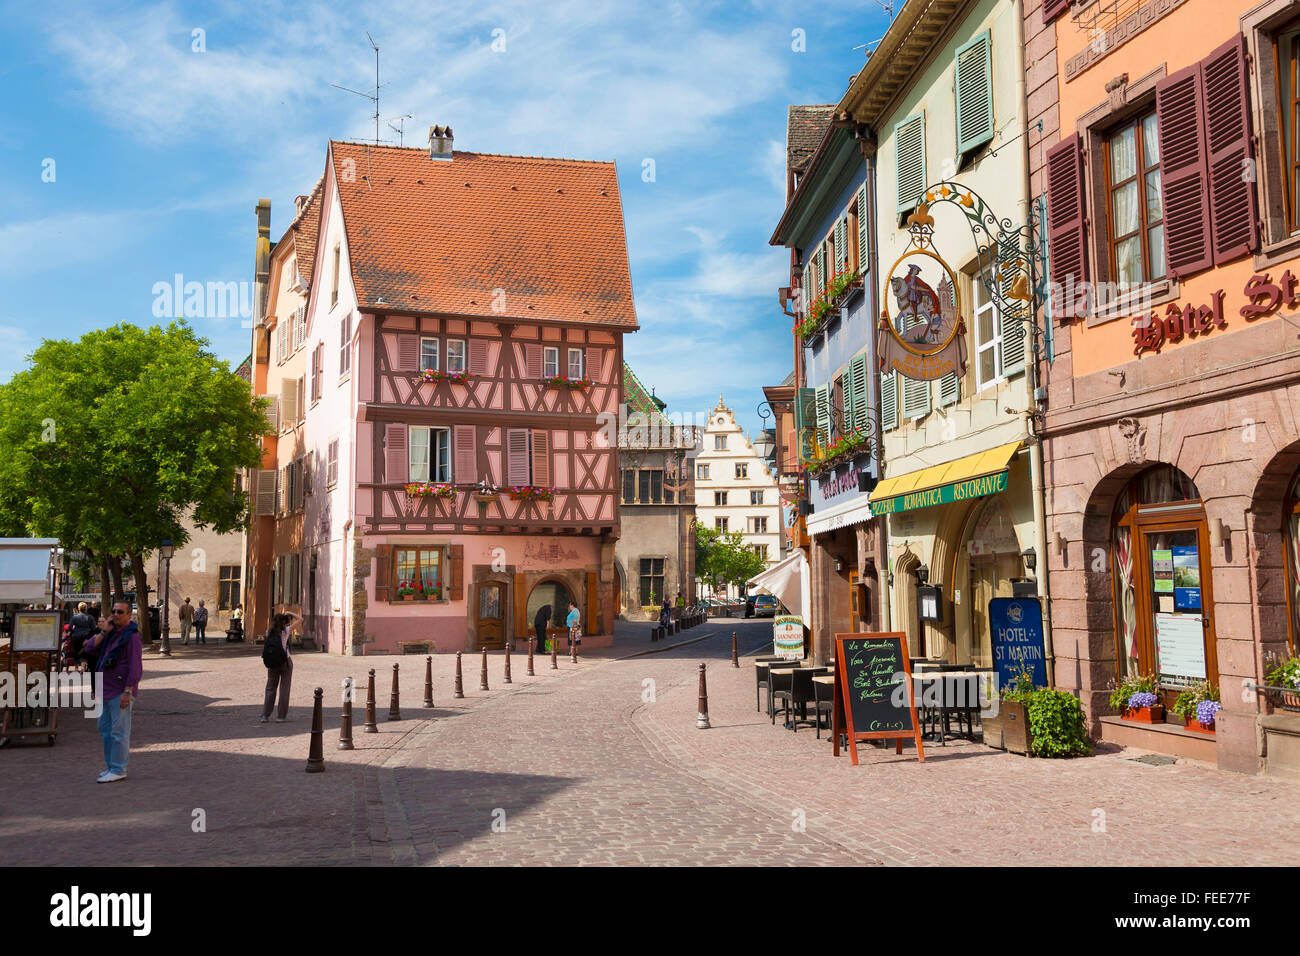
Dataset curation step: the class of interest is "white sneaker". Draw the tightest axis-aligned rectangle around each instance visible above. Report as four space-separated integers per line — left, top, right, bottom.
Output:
96 770 110 782
98 772 127 783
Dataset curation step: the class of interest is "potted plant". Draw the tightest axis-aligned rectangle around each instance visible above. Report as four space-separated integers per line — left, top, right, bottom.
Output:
404 481 456 499
982 667 1034 755
424 585 442 601
1169 681 1219 731
1110 673 1163 723
1265 656 1300 711
420 369 473 385
540 375 592 389
396 581 418 601
472 479 498 503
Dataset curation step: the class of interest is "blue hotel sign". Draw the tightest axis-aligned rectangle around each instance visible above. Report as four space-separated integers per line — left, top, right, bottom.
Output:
988 598 1048 690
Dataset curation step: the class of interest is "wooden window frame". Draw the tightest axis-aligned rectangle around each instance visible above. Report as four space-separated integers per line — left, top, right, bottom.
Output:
391 546 449 604
543 346 559 378
419 337 440 373
1103 109 1166 288
218 565 241 611
408 426 452 483
974 278 1004 391
567 348 585 380
638 557 666 606
1247 2 1300 262
446 339 466 373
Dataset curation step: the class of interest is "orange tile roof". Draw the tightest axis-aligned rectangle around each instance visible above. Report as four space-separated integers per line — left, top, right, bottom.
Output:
290 175 324 282
329 141 638 329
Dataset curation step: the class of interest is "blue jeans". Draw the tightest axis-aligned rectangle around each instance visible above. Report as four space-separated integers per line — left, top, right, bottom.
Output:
97 697 133 775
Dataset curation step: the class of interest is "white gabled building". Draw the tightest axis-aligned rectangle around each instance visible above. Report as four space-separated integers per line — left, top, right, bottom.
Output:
693 397 782 596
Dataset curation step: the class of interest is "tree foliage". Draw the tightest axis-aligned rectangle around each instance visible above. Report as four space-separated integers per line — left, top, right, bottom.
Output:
694 525 768 591
0 322 269 638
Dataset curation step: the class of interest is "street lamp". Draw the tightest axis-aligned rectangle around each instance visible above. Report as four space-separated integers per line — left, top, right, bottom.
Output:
159 539 175 657
1021 547 1037 574
754 429 776 462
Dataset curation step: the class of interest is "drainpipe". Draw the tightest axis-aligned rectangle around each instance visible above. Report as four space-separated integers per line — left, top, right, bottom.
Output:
862 135 890 632
1017 8 1055 684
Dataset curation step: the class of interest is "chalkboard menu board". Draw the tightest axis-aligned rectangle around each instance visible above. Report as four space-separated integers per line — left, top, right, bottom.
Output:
834 633 924 765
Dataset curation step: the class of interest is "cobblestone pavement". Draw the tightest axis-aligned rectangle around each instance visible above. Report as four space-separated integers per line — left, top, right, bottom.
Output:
1 618 1294 866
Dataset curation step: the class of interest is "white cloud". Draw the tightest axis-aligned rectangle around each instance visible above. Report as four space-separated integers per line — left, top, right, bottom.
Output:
0 211 138 276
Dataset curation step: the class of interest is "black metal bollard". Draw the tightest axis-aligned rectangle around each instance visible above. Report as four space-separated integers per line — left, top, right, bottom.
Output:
454 651 465 699
339 677 355 750
306 687 325 771
504 640 512 684
732 631 739 668
363 668 378 733
527 636 536 677
479 646 490 691
388 663 401 721
550 638 558 670
423 656 434 708
696 664 711 730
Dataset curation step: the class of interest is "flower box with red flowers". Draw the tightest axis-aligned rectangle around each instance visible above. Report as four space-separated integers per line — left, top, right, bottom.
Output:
420 369 472 385
404 482 455 499
540 375 592 390
507 485 554 502
795 267 862 342
396 581 426 601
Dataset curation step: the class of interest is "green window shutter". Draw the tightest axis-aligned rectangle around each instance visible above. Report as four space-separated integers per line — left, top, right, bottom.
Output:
794 387 817 463
857 185 869 272
814 384 831 442
895 113 927 215
955 31 994 158
841 368 855 438
881 371 898 432
849 354 869 432
939 370 960 406
834 218 847 274
902 374 931 420
801 263 811 313
1002 318 1027 377
817 243 827 295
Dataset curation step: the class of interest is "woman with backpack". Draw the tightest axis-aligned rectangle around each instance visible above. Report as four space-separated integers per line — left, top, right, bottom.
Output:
259 612 295 724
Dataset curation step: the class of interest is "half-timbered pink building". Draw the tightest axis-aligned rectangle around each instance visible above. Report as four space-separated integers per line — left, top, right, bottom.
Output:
248 130 635 654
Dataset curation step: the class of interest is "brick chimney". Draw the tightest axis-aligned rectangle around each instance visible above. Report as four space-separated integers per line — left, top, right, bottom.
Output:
254 199 271 328
428 125 454 160
294 194 308 215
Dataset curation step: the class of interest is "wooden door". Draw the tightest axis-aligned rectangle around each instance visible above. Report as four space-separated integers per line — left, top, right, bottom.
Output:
1131 518 1217 707
476 582 505 650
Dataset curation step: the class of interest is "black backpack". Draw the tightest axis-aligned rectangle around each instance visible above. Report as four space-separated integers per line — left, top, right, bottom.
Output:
262 631 287 668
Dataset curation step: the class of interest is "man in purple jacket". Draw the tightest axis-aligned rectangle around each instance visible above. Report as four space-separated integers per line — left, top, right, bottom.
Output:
82 600 143 783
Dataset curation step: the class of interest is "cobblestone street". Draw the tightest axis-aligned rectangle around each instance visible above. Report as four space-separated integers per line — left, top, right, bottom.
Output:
2 619 1295 866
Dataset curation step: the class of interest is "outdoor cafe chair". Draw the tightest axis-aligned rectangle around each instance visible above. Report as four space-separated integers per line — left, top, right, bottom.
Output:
763 660 802 719
786 666 829 732
769 666 797 725
754 656 791 712
813 674 835 739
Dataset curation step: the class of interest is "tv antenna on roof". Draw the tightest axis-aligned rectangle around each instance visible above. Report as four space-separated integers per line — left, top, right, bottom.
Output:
332 32 388 145
387 113 414 147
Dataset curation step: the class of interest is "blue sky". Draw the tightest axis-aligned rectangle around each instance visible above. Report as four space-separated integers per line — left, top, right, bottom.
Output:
0 0 887 439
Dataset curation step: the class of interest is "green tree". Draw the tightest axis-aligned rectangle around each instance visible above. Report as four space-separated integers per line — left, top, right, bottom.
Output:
695 525 767 593
0 322 269 642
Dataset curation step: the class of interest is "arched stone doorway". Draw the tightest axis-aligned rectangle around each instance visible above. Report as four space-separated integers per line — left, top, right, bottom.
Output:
956 496 1024 667
893 550 922 658
527 578 575 635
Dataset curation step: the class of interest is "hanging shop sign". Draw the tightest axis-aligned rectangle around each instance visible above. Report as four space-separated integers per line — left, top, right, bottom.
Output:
988 598 1048 690
773 615 804 659
877 205 967 382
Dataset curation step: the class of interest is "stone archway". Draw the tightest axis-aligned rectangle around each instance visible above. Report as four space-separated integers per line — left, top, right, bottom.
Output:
1249 438 1300 667
893 549 922 658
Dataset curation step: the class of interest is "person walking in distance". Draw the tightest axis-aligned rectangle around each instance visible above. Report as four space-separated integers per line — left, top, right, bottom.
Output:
178 597 193 645
565 599 581 650
81 600 143 783
193 599 208 644
259 612 295 723
533 603 552 654
67 602 95 664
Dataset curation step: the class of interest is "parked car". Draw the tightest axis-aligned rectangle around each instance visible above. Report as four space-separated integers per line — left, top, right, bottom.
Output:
753 594 780 618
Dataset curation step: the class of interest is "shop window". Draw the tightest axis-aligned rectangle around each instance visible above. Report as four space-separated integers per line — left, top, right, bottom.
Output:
639 558 665 605
218 565 241 610
1109 465 1216 696
394 548 443 598
1105 111 1166 286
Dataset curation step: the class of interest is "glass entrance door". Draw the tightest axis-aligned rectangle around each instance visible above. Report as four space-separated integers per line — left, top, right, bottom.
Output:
1135 521 1216 705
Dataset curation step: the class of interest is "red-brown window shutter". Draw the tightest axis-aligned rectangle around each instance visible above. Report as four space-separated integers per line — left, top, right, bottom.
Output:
448 545 464 601
1042 0 1070 24
396 335 419 372
1045 134 1089 320
585 347 602 381
374 544 393 602
469 339 489 375
514 571 528 639
530 429 551 487
524 343 543 379
454 425 476 483
506 428 530 485
1203 34 1259 265
384 423 408 483
1156 63 1213 278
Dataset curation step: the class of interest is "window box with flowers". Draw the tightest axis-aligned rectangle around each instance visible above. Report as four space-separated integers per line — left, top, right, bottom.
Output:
397 581 426 601
405 482 456 499
508 485 554 502
471 480 499 504
420 369 473 385
795 267 862 342
1168 681 1220 733
1263 656 1300 712
806 432 867 477
540 375 592 390
1109 674 1163 723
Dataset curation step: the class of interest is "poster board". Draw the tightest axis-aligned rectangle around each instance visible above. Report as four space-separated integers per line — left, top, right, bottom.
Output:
13 611 60 651
1155 613 1206 681
833 632 924 765
772 615 803 659
988 598 1048 689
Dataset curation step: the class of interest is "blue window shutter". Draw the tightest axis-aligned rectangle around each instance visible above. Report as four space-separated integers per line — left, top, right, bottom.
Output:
880 371 898 432
895 113 927 215
955 31 994 158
